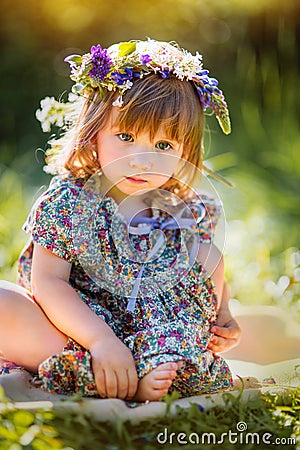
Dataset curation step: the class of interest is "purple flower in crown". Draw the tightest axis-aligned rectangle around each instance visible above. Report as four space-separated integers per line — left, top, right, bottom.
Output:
111 68 134 86
55 40 231 137
195 70 224 111
140 54 152 64
89 45 112 83
160 69 170 79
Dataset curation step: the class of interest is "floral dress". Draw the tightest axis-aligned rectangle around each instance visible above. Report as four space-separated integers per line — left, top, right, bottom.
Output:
18 173 232 397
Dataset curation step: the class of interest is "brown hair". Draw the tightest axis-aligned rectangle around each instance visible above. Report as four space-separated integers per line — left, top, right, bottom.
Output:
50 74 204 199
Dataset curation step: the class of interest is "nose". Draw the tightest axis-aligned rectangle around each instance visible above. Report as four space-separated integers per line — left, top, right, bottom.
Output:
129 153 152 171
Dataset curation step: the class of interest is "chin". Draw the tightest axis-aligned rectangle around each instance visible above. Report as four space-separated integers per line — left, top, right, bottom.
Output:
121 187 154 196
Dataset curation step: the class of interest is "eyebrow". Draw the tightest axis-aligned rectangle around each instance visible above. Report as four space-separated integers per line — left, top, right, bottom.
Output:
111 125 134 133
111 123 182 145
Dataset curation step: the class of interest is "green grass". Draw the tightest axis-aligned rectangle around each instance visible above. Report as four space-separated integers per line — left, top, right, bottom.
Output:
0 386 299 449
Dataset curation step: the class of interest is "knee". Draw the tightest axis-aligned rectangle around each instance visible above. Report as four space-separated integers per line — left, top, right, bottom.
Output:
0 282 12 300
0 285 14 316
0 280 17 293
0 281 26 317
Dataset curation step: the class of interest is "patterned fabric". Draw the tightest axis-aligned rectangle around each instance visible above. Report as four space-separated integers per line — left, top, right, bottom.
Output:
18 174 232 397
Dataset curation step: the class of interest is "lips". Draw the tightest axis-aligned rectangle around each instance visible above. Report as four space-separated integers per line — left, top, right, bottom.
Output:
125 176 148 184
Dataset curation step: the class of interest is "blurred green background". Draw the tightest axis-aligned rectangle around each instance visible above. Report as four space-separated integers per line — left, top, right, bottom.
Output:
0 0 299 317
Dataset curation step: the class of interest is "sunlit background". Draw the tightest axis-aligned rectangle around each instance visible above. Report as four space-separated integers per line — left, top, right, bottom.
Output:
0 0 299 317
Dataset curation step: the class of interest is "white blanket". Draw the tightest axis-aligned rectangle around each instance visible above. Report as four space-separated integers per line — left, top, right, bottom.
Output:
1 303 299 423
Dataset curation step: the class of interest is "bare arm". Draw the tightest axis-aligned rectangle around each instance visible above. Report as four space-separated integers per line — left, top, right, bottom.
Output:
31 243 115 347
196 243 241 353
207 282 241 353
31 243 138 398
196 242 224 308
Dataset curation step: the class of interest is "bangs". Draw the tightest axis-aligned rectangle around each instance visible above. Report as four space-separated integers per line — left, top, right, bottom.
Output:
112 74 203 147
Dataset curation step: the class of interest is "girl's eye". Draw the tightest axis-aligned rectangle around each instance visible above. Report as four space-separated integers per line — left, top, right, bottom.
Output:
155 141 173 151
117 133 133 142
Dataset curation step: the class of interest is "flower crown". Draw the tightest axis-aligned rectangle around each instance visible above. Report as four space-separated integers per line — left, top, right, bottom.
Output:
36 39 234 186
64 38 231 134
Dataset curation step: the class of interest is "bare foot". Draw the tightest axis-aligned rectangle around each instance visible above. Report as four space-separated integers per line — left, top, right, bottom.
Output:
132 361 182 402
232 376 260 389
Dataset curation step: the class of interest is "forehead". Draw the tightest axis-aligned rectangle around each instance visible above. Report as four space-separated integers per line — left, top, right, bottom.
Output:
99 73 203 146
108 109 181 142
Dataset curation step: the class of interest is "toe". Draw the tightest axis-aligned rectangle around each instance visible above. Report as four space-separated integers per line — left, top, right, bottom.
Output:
176 360 184 370
157 362 179 372
152 369 177 380
151 388 169 401
152 378 173 390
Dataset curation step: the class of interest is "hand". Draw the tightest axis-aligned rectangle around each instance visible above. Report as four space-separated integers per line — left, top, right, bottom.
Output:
89 336 138 399
207 310 241 354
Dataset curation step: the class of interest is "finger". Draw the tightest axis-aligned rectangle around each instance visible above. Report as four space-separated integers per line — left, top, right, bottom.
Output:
94 368 106 398
208 336 238 353
211 335 236 347
104 369 118 398
116 370 130 399
208 343 230 353
126 368 138 399
210 325 239 339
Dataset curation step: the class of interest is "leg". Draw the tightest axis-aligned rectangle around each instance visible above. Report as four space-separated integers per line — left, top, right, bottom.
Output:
0 281 67 372
126 314 232 400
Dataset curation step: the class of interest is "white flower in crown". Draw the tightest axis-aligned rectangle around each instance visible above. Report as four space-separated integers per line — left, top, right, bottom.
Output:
173 51 203 81
64 94 85 125
36 97 64 132
112 96 124 107
125 80 133 89
36 94 85 132
151 47 173 67
70 53 92 81
38 39 231 135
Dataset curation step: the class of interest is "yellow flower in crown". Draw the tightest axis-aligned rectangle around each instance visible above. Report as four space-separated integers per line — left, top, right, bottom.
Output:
63 38 231 135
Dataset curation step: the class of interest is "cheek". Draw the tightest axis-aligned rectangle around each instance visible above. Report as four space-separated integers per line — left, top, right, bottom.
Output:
98 151 126 178
156 154 181 176
96 133 115 167
97 150 108 169
97 143 116 169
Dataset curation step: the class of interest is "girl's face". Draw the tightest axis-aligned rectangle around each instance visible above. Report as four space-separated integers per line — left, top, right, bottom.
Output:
97 111 183 200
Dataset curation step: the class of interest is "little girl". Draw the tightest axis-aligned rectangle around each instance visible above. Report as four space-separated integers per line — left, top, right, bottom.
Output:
0 39 240 401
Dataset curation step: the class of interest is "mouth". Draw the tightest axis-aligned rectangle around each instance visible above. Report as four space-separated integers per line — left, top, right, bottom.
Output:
125 176 148 184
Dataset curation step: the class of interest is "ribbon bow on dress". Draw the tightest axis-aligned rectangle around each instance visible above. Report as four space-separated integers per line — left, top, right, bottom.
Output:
126 204 206 312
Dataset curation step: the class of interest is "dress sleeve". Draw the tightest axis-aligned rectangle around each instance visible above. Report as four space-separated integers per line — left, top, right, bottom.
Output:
23 175 82 262
188 193 221 243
